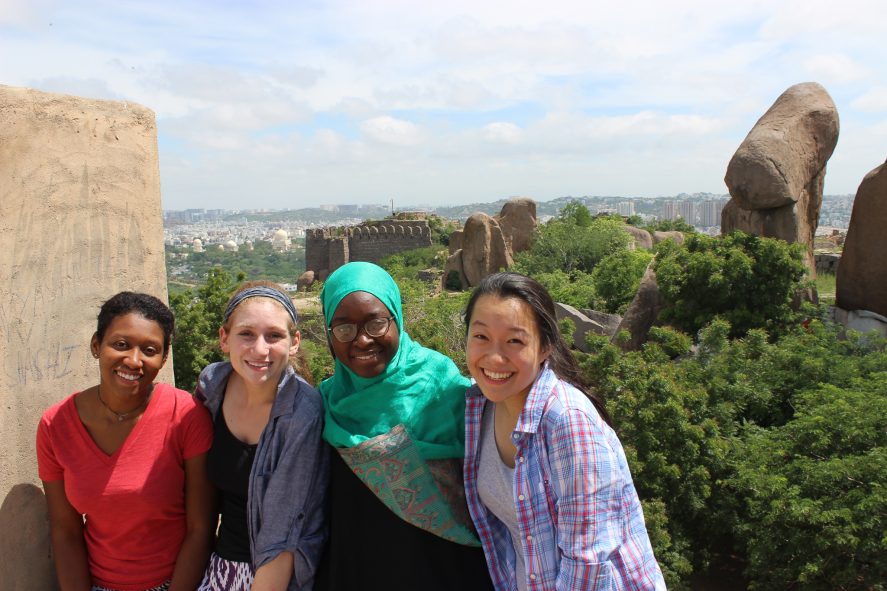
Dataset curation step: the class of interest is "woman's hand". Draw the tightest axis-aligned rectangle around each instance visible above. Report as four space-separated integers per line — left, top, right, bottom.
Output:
168 453 215 591
43 480 91 591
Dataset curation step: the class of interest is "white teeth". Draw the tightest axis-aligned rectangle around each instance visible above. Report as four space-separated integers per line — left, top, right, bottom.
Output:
354 352 378 360
483 369 511 380
246 361 271 368
116 370 140 381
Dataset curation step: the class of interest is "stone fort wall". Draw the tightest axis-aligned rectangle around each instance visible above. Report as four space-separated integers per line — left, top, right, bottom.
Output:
305 219 432 276
0 85 171 588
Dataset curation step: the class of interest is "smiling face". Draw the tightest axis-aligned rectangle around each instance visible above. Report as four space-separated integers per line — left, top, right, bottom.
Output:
329 291 400 378
91 312 168 400
220 298 300 387
466 295 549 409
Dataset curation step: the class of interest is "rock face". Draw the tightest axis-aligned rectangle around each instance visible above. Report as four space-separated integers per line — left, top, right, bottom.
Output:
554 303 607 352
836 159 887 317
612 265 664 351
580 308 623 337
296 270 315 291
622 226 653 250
461 213 513 287
722 82 839 274
0 84 170 587
443 251 469 291
652 231 685 246
496 197 537 254
448 229 464 255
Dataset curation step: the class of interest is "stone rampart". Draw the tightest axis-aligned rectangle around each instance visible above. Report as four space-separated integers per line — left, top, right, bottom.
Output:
304 220 432 276
0 85 171 588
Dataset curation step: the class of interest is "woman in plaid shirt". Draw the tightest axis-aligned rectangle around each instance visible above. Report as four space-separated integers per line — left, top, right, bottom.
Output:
462 273 666 590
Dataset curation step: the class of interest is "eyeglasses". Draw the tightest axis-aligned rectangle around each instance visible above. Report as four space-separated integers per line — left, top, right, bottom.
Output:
328 317 394 343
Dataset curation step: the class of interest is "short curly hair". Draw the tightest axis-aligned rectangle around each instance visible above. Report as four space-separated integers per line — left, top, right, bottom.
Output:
95 292 175 354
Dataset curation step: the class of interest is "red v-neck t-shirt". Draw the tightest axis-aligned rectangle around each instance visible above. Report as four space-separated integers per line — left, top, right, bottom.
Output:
37 383 213 590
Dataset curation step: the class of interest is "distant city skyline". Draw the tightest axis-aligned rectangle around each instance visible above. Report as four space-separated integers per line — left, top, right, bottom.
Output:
3 0 885 209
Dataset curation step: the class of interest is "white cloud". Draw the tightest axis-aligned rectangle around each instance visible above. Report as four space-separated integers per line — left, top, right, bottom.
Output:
850 88 887 113
360 116 422 146
483 122 522 143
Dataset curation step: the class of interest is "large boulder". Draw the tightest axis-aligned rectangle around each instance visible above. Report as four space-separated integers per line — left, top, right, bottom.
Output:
443 250 468 291
652 231 685 246
448 229 464 255
495 197 537 254
580 308 623 337
836 159 887 317
611 264 664 351
621 226 653 250
296 270 315 292
722 82 839 275
554 303 607 352
461 213 513 287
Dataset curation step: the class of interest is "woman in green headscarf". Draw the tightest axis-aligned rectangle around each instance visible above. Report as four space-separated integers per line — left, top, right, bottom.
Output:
316 262 492 591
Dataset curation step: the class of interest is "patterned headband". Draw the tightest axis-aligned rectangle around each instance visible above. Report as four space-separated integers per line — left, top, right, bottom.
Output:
223 286 299 325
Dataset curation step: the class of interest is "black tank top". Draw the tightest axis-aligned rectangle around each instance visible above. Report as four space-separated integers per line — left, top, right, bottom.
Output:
207 407 257 563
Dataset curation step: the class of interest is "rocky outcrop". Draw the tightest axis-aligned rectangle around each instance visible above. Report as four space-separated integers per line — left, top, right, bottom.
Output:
296 270 315 291
554 303 608 352
622 226 653 250
580 308 623 337
722 82 839 275
652 231 685 246
461 213 513 286
447 198 537 288
836 159 887 317
496 197 537 254
443 251 469 291
612 264 663 351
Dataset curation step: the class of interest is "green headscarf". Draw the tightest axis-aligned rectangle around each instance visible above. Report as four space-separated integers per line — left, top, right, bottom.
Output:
319 262 470 461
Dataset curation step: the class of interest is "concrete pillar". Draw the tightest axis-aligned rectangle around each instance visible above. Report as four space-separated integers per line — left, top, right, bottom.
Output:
0 85 171 588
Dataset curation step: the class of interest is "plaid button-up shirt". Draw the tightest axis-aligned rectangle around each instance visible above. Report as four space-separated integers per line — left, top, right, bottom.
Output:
464 364 666 591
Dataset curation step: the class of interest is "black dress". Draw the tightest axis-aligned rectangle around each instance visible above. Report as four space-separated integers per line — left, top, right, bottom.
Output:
317 448 494 591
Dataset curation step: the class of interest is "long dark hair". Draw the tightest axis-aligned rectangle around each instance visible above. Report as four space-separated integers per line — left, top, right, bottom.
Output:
464 272 612 426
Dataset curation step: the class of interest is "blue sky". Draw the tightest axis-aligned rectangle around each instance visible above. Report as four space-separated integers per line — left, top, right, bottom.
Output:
2 0 886 210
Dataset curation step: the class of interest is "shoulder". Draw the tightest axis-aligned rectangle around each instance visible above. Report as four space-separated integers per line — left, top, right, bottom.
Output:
540 379 611 439
409 341 472 391
156 383 212 424
194 361 232 405
279 370 325 420
39 392 78 429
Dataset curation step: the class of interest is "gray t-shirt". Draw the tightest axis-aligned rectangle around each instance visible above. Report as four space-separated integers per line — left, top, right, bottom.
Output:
477 404 528 591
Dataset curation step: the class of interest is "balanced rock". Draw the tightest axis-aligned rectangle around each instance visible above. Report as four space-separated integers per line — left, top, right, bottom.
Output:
461 213 513 286
723 82 839 274
495 197 537 254
622 226 653 250
836 159 887 317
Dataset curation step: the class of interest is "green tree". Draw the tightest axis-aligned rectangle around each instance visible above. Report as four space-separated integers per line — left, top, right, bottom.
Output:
654 231 807 338
513 213 631 276
591 249 653 313
169 267 241 391
733 374 887 590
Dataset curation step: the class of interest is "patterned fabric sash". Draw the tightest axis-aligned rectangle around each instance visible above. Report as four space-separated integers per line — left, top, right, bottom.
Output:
337 424 480 547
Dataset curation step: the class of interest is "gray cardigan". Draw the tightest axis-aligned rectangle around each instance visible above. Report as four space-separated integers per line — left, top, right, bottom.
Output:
195 362 329 591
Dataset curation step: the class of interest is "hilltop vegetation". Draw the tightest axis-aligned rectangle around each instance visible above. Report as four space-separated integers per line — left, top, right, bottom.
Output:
169 201 886 590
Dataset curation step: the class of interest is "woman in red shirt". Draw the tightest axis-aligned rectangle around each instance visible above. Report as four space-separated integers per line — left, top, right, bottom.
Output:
37 292 214 591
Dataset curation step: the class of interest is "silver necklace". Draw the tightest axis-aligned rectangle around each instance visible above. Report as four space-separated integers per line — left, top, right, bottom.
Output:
96 387 150 422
